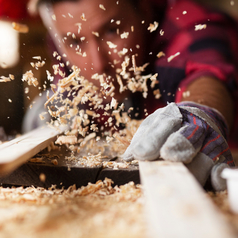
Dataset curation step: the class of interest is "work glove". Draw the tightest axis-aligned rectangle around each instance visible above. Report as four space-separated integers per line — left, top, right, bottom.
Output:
123 102 235 191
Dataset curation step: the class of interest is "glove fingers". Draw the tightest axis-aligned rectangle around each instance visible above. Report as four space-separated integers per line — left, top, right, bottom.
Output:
160 123 206 163
123 148 134 162
123 103 183 161
185 152 214 187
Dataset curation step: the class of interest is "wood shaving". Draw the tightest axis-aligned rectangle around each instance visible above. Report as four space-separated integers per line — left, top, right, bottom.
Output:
68 13 73 18
22 70 39 87
195 24 207 31
183 90 190 98
92 31 99 37
12 22 29 33
153 89 161 99
75 23 82 34
118 48 128 57
81 13 86 21
0 75 13 82
29 157 45 163
147 21 159 33
167 52 180 62
150 73 158 88
51 159 58 165
52 14 56 21
107 41 117 49
157 51 165 58
0 178 145 238
99 4 106 10
32 56 41 60
120 32 129 39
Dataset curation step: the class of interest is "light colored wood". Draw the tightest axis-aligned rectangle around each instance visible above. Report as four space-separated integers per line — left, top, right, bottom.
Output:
139 161 236 238
0 125 67 175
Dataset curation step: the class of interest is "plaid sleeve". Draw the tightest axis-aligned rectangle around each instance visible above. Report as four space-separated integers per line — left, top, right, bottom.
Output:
152 0 238 104
177 102 235 166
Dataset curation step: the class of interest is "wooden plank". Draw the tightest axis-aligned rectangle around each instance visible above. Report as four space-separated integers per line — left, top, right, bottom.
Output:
139 161 236 238
0 125 67 175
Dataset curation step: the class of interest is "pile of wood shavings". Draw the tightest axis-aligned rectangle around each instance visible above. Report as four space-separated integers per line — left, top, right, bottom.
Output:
63 137 139 169
0 178 146 238
208 191 238 234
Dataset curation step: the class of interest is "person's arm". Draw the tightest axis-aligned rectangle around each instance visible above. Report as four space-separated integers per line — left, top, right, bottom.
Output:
181 76 234 130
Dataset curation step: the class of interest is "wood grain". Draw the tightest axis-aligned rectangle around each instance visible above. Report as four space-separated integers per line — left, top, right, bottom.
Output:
0 126 67 175
139 161 236 238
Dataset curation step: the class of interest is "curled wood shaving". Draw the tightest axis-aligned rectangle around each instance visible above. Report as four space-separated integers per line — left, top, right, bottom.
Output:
147 21 159 33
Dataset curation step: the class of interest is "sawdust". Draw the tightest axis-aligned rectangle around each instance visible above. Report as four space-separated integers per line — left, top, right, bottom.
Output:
0 179 146 238
209 190 238 234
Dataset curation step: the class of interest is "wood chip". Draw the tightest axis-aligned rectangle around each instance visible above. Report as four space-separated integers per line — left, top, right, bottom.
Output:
12 22 29 33
147 21 159 33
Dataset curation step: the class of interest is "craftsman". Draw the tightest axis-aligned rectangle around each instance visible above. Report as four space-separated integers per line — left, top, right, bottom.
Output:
24 0 238 190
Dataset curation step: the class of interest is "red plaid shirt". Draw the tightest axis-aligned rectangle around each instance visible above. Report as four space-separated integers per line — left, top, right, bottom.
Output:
136 0 238 148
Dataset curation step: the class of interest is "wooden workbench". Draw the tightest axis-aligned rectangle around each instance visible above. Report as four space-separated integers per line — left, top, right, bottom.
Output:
0 144 140 189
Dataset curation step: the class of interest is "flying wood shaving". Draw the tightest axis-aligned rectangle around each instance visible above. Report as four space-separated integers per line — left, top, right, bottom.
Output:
107 41 117 49
150 73 158 88
99 4 106 10
110 97 118 109
118 48 128 57
22 70 39 87
92 31 99 37
81 13 86 21
116 74 125 93
0 75 14 82
32 56 41 60
132 55 137 73
120 32 129 39
153 89 161 99
75 23 82 34
31 60 45 69
44 92 58 107
147 21 159 33
167 52 180 62
68 13 73 18
157 51 165 58
121 57 130 76
195 24 207 31
80 133 97 147
12 22 29 33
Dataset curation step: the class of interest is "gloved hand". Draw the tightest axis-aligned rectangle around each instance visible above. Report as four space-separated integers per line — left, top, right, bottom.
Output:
123 102 234 190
